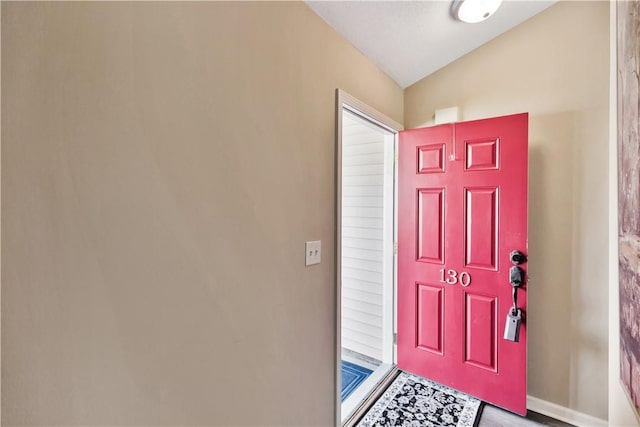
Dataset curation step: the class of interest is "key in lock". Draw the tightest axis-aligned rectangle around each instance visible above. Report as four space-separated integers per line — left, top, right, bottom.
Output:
504 308 522 342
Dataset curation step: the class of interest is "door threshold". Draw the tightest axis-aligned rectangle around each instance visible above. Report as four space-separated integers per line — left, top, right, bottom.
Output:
342 366 400 427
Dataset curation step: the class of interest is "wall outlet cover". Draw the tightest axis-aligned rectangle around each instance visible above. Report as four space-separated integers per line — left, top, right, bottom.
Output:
305 240 321 266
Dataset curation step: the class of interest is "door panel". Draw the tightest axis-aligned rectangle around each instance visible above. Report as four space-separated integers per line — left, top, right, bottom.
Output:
464 187 498 270
416 283 444 354
417 188 445 263
464 292 497 371
398 113 528 415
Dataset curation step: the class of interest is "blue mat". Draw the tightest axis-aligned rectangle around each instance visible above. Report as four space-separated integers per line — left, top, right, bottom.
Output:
341 360 373 402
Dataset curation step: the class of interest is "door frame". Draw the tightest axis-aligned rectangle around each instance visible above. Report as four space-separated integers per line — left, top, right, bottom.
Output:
335 89 403 426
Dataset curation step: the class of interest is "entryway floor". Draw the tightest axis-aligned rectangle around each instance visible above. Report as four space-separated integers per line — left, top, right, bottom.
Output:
345 368 575 427
479 405 575 427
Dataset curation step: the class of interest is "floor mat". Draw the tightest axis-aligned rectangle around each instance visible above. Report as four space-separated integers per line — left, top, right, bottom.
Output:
356 371 482 427
341 360 374 402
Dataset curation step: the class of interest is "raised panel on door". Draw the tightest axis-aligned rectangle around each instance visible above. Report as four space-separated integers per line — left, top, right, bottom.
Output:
416 283 444 355
464 292 497 371
464 187 498 270
417 143 445 173
416 188 444 264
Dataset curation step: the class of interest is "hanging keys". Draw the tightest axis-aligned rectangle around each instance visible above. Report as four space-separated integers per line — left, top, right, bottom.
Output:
504 308 522 342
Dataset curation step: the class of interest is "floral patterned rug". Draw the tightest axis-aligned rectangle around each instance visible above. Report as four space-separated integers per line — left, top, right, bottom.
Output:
356 371 482 427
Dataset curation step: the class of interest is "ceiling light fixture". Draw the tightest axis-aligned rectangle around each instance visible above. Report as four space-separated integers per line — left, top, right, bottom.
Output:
451 0 503 23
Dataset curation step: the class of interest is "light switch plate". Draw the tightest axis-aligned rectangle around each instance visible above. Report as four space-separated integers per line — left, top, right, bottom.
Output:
305 240 321 266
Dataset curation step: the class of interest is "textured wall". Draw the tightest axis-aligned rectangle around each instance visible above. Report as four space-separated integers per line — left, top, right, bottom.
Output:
610 1 640 424
1 2 403 425
617 0 640 421
404 1 609 420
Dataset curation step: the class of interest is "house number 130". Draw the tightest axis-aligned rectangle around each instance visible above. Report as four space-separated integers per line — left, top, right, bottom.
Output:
439 269 472 287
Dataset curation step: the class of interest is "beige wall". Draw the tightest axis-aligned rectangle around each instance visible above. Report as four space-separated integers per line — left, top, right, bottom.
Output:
405 1 609 421
1 2 403 425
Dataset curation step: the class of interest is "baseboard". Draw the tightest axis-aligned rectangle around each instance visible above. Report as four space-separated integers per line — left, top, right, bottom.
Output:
527 395 608 427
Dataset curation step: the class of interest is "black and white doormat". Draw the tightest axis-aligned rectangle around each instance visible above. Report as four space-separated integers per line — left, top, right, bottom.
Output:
357 371 482 427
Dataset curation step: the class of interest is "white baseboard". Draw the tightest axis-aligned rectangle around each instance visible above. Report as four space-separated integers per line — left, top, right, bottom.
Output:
527 395 608 427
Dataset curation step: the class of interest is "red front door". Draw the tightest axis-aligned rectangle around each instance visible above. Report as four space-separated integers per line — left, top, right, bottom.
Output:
397 113 528 415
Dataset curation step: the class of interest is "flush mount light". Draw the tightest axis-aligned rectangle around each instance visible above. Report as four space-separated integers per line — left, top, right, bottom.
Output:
451 0 503 23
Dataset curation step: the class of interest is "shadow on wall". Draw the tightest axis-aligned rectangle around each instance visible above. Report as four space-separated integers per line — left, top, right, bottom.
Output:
528 110 608 411
528 113 574 407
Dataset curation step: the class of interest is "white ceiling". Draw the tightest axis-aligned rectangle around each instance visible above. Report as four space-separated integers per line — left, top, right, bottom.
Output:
306 1 556 88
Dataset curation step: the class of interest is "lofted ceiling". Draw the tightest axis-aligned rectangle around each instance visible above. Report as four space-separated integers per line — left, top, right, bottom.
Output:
306 1 556 88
